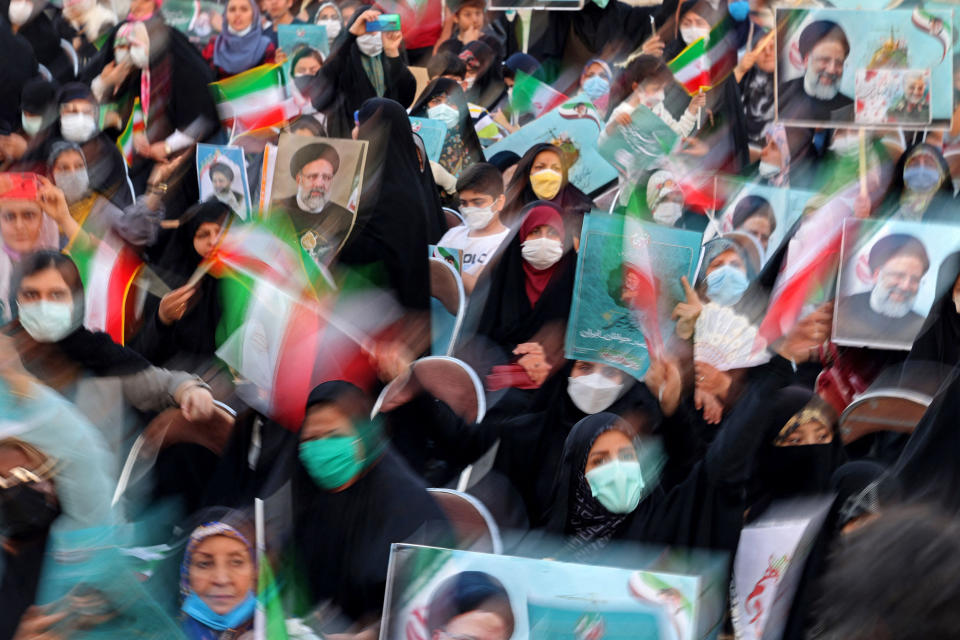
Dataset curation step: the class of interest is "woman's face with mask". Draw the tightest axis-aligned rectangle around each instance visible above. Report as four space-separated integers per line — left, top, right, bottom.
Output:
226 0 254 32
523 222 561 244
679 11 710 44
571 360 624 384
706 249 745 277
317 5 339 21
193 221 222 258
187 535 255 615
0 202 43 254
585 429 637 473
531 150 562 179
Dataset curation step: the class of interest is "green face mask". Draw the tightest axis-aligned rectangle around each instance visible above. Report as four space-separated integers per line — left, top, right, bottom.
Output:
585 459 644 514
592 0 610 8
299 436 363 490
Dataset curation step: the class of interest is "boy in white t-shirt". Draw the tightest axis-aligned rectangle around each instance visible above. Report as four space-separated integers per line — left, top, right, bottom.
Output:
437 162 510 294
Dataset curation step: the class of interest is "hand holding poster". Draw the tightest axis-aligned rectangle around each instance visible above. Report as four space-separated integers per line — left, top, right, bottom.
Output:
196 143 252 219
565 213 702 378
597 105 679 180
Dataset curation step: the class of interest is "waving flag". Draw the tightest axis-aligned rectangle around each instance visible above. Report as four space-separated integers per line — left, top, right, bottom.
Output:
912 7 951 63
622 214 665 360
668 17 738 95
67 232 144 345
511 71 568 118
116 97 144 167
210 64 301 134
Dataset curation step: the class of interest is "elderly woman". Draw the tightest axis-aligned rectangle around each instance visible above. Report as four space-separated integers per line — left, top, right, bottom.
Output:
0 174 59 323
201 0 276 79
179 518 257 638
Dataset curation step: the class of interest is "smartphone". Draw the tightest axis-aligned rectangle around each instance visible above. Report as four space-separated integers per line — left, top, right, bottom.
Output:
365 13 401 32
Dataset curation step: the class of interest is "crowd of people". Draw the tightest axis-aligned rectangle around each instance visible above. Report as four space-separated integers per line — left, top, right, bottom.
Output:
3 0 960 637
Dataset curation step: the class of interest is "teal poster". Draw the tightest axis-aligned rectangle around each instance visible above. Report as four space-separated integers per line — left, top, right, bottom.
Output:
597 105 680 177
483 97 617 194
565 213 702 379
410 117 448 163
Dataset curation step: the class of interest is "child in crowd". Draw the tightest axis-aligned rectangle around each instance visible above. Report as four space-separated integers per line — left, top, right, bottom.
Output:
437 162 510 293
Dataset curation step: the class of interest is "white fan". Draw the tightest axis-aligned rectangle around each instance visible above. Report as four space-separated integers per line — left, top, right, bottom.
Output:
694 303 769 371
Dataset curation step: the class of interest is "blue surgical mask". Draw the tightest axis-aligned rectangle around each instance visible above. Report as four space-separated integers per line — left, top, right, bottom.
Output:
427 103 460 130
182 591 256 631
582 75 610 100
728 0 749 21
705 264 749 306
903 165 941 193
585 458 644 514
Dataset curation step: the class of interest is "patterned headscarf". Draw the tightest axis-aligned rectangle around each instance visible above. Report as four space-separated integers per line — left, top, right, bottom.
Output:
179 521 255 600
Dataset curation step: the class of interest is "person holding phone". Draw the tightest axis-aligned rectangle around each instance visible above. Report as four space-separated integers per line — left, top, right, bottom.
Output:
311 7 416 137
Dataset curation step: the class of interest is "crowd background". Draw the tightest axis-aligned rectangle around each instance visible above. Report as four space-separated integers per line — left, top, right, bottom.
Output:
3 0 960 637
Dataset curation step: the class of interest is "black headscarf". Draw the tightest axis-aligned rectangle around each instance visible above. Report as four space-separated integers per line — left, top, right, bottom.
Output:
310 6 417 137
0 18 38 126
460 40 504 110
502 142 592 233
908 252 960 366
409 77 483 171
748 387 845 520
288 381 452 623
127 201 232 368
543 412 639 560
471 201 576 352
338 98 435 312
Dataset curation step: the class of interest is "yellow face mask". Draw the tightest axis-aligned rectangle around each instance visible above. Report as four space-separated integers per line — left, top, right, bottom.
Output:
530 168 562 200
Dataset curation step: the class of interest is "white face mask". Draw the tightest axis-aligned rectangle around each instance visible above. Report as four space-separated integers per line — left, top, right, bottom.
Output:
54 168 90 203
680 25 709 45
21 114 43 136
18 300 77 343
567 373 625 414
758 160 780 178
521 237 563 270
639 89 665 109
318 19 341 40
652 201 683 226
60 112 98 143
460 204 497 231
427 103 460 130
8 0 33 25
356 32 383 57
129 45 149 68
227 24 253 36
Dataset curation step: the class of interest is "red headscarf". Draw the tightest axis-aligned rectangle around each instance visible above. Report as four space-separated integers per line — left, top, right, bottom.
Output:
519 203 565 307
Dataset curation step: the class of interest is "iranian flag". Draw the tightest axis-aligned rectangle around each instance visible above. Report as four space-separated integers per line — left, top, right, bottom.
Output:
116 97 144 167
68 233 144 345
209 221 391 429
210 64 302 134
668 17 738 95
757 186 858 345
511 71 568 118
622 213 665 360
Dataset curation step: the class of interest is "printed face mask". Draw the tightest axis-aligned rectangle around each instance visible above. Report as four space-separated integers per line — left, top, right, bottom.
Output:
585 458 644 514
567 373 625 414
521 237 563 270
529 168 562 200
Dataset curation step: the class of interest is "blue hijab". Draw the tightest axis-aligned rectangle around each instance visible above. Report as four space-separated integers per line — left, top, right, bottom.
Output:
213 0 272 76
